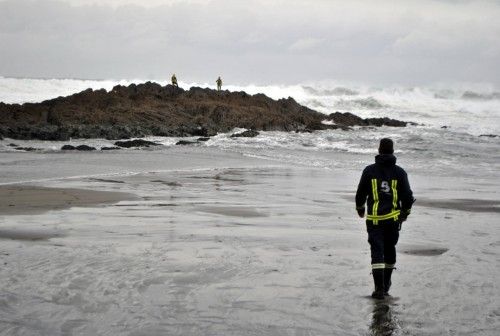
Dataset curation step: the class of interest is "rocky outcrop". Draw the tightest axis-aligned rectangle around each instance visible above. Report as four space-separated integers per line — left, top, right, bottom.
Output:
175 140 200 146
61 144 96 151
14 147 39 152
326 112 411 127
231 130 260 138
114 139 160 148
0 82 412 140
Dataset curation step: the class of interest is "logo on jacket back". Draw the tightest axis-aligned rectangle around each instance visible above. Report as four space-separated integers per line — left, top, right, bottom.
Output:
381 181 391 193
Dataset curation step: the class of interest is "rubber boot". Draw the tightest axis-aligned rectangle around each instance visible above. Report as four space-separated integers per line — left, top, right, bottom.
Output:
371 269 385 299
384 268 393 296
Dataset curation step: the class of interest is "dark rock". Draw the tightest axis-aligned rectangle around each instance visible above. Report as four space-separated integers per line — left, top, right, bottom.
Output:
231 130 260 138
197 137 211 142
188 126 217 137
365 117 407 127
61 145 76 150
76 145 96 151
327 112 365 126
326 112 409 127
479 134 498 138
4 125 69 141
61 144 96 151
8 143 19 147
294 123 318 133
15 147 38 152
441 126 450 129
114 139 160 148
150 125 177 137
175 140 199 145
101 146 121 150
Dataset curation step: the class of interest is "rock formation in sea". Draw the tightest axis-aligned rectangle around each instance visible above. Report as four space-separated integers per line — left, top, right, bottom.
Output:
326 112 413 127
0 82 410 140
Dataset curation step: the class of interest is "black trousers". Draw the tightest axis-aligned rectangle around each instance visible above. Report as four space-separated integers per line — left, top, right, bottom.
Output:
367 219 400 267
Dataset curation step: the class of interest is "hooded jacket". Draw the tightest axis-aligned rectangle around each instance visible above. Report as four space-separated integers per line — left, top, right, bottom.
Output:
356 154 414 224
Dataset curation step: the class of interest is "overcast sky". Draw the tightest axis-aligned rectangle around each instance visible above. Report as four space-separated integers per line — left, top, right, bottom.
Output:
1 0 499 86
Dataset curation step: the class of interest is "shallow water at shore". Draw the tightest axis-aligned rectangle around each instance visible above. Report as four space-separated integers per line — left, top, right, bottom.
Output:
0 146 499 335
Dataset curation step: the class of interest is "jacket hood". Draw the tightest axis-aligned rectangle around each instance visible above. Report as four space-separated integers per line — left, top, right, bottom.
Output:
375 154 397 166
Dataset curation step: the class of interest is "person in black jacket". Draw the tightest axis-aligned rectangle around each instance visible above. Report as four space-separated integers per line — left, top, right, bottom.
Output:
356 138 414 299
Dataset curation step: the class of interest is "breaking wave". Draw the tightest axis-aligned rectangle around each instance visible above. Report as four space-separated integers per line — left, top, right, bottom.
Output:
334 97 385 109
302 86 359 96
461 91 500 101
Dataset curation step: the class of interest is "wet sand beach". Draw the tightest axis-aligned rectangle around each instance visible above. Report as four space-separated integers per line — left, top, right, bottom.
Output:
0 147 499 335
0 185 135 216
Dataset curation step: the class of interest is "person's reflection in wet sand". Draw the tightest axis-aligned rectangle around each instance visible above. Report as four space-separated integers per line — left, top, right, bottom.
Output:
370 300 401 335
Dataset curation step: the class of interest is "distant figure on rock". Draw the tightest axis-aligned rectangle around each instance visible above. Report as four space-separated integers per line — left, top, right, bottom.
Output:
216 76 222 91
171 74 178 87
355 138 415 300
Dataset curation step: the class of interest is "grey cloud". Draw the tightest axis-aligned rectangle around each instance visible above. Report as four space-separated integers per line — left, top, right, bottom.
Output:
0 0 499 85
